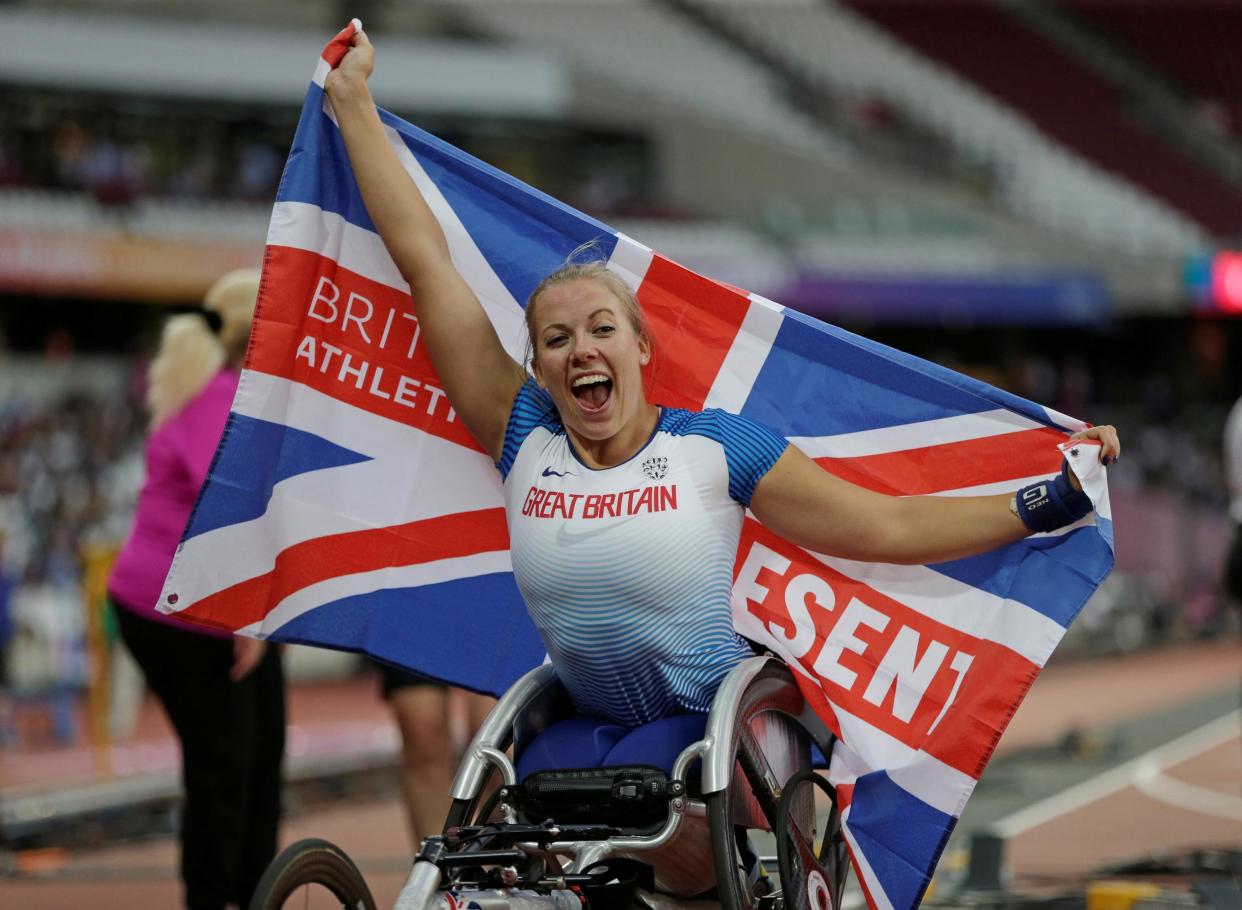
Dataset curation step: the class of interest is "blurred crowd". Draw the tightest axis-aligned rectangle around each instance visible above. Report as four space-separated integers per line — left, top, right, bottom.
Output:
0 355 146 730
0 96 658 217
0 108 288 206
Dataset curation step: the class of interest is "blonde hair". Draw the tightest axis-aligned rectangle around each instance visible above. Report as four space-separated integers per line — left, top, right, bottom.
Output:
147 268 261 428
203 267 261 361
147 314 226 429
524 247 650 366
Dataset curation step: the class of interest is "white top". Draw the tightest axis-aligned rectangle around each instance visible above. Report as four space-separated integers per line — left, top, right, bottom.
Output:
1225 396 1242 522
498 381 788 726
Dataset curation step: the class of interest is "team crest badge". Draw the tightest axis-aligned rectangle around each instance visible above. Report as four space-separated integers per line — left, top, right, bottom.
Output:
642 456 668 481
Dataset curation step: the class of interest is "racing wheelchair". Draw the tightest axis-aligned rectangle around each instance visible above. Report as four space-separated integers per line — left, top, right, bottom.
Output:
249 655 849 910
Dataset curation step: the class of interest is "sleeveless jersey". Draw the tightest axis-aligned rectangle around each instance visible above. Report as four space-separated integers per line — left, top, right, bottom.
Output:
498 381 787 726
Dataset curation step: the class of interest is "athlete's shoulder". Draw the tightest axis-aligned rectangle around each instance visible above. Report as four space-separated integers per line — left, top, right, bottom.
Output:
658 405 777 443
499 380 563 478
658 405 787 505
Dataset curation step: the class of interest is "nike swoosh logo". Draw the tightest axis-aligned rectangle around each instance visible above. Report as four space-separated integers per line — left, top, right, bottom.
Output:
555 515 640 546
542 467 575 478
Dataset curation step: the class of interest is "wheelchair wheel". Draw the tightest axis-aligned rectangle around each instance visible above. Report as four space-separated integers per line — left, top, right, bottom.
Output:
248 838 377 910
775 769 848 910
707 665 813 910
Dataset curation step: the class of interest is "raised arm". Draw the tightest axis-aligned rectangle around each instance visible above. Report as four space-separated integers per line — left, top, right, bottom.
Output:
751 426 1120 565
324 30 526 461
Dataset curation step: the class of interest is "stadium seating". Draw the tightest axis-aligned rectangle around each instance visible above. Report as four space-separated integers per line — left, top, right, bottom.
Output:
688 0 1205 255
839 0 1242 239
426 0 839 157
1059 0 1242 126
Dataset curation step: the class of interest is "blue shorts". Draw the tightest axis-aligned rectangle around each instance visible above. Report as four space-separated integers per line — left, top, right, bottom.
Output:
516 713 707 781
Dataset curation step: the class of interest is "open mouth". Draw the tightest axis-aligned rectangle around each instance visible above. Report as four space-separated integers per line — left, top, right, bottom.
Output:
571 373 613 412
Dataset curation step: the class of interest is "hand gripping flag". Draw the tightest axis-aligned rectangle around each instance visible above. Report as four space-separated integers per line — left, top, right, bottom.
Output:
160 21 1113 910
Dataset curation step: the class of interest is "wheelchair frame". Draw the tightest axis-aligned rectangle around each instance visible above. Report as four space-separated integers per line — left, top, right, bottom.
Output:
250 656 848 910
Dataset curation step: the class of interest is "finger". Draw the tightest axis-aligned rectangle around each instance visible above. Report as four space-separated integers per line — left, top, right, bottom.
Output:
1094 426 1120 464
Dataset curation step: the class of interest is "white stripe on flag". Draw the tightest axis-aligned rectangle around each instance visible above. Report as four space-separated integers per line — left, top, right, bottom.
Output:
789 408 1045 460
831 704 975 819
815 551 1063 668
1064 441 1112 521
312 57 331 89
268 201 410 293
920 471 1057 498
240 549 514 638
167 375 503 610
391 125 531 361
1042 404 1087 434
703 293 784 413
608 232 653 294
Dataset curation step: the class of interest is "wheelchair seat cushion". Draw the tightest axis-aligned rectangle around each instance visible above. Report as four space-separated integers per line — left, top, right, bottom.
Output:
516 712 707 780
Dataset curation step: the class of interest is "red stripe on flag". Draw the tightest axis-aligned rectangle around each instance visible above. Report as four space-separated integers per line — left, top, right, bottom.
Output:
735 521 1039 778
814 427 1065 496
637 254 751 410
249 245 484 452
321 19 359 68
835 783 855 811
177 507 509 631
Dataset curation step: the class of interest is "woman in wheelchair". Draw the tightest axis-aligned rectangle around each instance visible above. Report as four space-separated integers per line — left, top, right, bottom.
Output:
307 26 1121 910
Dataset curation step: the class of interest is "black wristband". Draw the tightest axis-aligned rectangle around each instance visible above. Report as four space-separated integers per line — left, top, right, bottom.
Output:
1014 459 1094 534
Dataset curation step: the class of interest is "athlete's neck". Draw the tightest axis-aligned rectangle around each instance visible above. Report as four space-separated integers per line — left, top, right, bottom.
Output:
567 402 661 469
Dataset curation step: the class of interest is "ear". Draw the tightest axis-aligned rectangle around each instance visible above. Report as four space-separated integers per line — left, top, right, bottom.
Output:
638 336 651 367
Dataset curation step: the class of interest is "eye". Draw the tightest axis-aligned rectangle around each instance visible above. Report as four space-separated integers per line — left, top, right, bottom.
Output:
593 324 616 336
544 333 569 348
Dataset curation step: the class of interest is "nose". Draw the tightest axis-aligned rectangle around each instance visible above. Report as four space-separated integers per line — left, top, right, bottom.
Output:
570 336 598 364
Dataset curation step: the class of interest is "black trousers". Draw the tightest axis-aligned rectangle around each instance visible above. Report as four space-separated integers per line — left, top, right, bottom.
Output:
113 600 285 910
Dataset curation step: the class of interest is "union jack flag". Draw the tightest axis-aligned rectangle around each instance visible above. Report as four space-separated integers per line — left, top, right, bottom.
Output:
160 22 1113 910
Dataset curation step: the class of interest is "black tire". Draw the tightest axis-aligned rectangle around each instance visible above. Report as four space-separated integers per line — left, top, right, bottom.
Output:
775 769 848 910
707 663 814 910
707 784 762 910
248 838 377 910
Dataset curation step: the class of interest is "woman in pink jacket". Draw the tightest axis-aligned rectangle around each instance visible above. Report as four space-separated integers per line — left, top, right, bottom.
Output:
108 269 284 910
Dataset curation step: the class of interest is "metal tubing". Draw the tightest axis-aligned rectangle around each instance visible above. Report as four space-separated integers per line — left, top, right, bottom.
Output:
449 664 559 800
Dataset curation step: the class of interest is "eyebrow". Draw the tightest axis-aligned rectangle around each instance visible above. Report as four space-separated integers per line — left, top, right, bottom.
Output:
541 308 615 333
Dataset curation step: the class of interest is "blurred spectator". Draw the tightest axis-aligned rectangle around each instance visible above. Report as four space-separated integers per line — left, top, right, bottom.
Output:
231 141 282 200
0 530 13 743
107 270 284 910
85 136 148 209
1223 393 1242 614
377 664 494 849
51 119 92 190
168 148 219 199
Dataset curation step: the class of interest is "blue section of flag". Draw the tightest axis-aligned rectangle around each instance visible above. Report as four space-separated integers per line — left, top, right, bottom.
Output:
272 574 545 695
184 413 372 541
846 771 956 910
741 310 1056 437
278 85 377 233
277 85 617 308
388 115 619 309
931 524 1114 627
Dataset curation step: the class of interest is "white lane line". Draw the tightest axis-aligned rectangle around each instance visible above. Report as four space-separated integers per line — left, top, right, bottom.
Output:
1134 756 1242 823
992 709 1241 838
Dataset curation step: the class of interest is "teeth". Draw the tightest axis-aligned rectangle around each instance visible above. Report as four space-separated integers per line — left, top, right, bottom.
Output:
572 374 610 388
